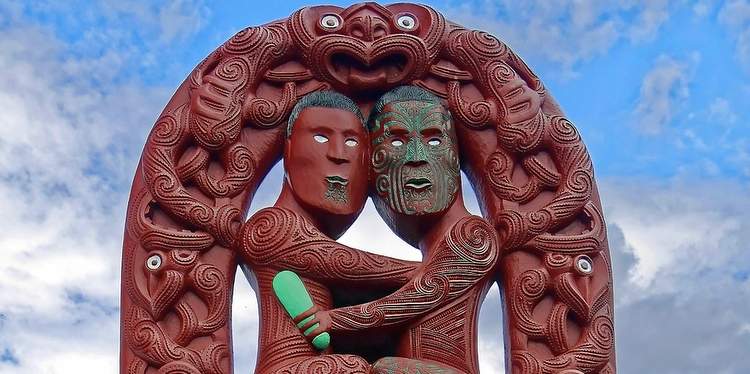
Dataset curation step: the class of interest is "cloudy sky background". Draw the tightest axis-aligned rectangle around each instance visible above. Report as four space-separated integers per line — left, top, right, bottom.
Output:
0 0 748 373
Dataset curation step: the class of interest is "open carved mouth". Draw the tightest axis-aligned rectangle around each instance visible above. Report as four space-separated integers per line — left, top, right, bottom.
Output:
404 177 432 191
325 175 349 186
329 52 409 87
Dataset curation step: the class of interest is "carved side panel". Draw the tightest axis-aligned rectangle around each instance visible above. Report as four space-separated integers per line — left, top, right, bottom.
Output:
120 23 298 374
438 27 616 374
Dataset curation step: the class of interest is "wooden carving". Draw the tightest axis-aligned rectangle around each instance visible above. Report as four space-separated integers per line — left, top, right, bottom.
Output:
120 2 616 373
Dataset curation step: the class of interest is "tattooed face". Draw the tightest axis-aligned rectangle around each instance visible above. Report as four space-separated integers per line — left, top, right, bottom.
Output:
370 100 459 216
286 106 369 216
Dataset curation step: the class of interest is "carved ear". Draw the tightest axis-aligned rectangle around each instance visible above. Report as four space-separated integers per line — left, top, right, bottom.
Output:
365 135 375 187
283 136 293 169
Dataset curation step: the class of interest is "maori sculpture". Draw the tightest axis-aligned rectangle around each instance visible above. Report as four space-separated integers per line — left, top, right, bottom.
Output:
120 2 616 373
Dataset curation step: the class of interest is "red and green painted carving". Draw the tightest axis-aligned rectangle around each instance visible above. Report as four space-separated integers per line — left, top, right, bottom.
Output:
119 2 616 373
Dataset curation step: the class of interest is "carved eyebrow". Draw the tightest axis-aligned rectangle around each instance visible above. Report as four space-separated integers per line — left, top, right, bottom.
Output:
386 125 409 135
420 127 443 136
309 126 332 134
342 128 363 137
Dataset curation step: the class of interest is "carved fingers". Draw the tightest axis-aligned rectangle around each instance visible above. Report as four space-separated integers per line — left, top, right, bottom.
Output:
293 306 332 344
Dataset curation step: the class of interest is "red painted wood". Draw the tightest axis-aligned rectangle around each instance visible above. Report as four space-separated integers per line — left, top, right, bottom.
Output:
120 3 615 373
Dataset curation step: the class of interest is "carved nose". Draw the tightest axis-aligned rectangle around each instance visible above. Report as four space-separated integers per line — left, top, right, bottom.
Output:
350 15 388 42
327 139 349 164
404 138 428 166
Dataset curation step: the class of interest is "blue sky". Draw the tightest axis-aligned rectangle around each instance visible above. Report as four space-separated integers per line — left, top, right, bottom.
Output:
0 1 748 373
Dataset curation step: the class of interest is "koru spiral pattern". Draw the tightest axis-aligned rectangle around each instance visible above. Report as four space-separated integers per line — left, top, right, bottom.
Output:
120 2 615 373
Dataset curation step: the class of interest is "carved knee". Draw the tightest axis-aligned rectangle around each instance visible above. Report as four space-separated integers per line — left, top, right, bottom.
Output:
372 357 465 374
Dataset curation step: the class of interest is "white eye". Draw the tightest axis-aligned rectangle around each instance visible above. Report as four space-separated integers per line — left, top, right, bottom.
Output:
397 14 416 30
146 254 162 270
428 138 441 146
345 138 358 147
391 139 404 147
321 14 341 29
576 255 594 275
314 134 329 143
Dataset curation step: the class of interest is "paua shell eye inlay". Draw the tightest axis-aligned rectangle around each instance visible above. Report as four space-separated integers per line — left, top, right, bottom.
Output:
146 254 162 270
320 14 341 29
396 14 416 30
575 255 594 275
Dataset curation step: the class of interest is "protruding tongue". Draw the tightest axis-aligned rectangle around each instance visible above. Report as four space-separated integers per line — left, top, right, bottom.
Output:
349 67 388 88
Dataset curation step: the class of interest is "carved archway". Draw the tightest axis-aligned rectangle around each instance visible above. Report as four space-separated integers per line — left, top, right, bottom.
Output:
120 3 615 373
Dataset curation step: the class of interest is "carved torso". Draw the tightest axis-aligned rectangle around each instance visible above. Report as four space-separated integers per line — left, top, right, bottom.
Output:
240 207 416 372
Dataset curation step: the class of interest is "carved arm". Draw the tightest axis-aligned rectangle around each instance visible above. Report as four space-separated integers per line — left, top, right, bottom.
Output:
239 207 420 287
325 215 498 331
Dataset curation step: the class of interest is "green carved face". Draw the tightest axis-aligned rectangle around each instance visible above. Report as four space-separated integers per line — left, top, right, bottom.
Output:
370 100 459 216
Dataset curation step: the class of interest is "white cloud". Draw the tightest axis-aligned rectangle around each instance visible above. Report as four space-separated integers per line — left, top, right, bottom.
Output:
633 53 699 134
443 0 678 77
0 4 172 373
231 270 260 374
719 0 750 68
626 0 671 42
98 0 210 44
602 178 750 296
692 0 713 18
708 97 739 124
602 178 750 372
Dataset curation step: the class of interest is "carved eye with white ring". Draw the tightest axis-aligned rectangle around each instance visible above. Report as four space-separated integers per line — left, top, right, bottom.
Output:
146 254 162 270
320 14 341 30
575 255 594 275
396 14 416 30
314 134 329 143
391 139 404 147
427 138 441 146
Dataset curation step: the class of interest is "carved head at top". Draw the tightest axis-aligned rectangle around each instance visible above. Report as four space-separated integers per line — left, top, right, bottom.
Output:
288 2 445 93
284 91 369 228
369 86 460 223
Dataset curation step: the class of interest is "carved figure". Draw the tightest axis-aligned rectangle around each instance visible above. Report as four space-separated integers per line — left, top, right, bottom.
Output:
238 91 420 373
290 86 496 374
120 3 616 373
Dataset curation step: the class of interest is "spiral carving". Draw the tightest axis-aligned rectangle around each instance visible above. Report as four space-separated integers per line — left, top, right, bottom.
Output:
243 82 297 129
549 115 582 144
152 111 185 147
446 216 496 266
223 27 268 55
243 208 296 259
465 30 509 59
446 81 495 129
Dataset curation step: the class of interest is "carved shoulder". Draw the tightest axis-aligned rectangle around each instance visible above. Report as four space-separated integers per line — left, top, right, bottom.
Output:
240 207 324 266
441 215 498 272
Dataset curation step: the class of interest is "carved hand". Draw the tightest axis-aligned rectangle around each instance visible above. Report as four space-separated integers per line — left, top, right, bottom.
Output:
294 305 332 344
